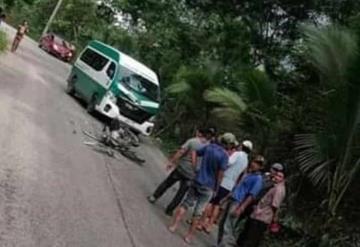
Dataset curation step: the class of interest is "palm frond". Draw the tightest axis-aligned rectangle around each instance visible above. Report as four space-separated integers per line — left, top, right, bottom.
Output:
302 24 358 85
211 107 242 122
204 87 247 113
295 24 360 214
166 80 191 94
295 134 333 188
237 70 276 107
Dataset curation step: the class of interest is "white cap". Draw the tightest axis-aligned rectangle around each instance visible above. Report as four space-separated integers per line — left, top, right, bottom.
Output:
242 140 253 151
271 163 284 171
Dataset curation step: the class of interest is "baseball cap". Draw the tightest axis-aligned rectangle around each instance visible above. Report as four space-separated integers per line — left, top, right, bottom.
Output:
220 132 237 145
242 140 253 151
271 163 284 171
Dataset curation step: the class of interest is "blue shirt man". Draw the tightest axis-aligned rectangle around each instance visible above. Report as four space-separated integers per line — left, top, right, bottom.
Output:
217 155 265 246
232 171 263 203
196 143 229 189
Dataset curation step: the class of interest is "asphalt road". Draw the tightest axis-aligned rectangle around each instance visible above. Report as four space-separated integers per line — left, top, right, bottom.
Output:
0 24 215 247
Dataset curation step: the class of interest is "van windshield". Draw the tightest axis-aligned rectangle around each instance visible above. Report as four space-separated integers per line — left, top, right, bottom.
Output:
119 67 160 102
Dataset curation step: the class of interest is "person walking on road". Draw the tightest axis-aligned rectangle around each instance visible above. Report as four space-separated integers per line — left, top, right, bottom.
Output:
238 169 286 247
147 128 210 216
0 14 6 26
11 20 29 52
0 7 4 25
168 133 235 244
200 140 253 233
217 155 265 247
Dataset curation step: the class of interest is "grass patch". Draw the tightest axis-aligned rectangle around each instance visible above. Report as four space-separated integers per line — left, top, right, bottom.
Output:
0 30 8 53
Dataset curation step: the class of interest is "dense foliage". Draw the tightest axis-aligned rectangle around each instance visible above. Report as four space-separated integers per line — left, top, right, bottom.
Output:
1 0 360 245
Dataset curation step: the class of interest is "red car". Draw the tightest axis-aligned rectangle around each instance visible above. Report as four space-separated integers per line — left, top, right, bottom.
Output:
39 33 75 62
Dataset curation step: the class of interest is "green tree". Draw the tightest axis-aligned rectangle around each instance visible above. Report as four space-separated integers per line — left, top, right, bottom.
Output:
295 24 360 216
0 30 8 53
205 69 278 152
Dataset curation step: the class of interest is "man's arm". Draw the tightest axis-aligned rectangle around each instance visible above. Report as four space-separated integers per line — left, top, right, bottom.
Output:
270 186 286 223
216 152 228 189
167 138 196 170
235 171 245 186
233 176 263 216
271 207 279 223
166 148 187 170
191 150 197 167
215 170 224 195
169 148 186 163
233 195 255 216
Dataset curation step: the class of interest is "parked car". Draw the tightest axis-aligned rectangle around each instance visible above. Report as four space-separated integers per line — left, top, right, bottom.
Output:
39 33 75 62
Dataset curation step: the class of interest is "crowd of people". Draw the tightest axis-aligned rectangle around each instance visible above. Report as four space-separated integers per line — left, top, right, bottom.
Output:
148 127 286 247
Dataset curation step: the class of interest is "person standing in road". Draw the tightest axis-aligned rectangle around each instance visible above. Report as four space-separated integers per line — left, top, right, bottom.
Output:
0 14 6 26
147 127 211 216
238 169 286 247
200 140 253 233
168 133 235 244
0 7 3 25
11 20 29 52
217 155 265 247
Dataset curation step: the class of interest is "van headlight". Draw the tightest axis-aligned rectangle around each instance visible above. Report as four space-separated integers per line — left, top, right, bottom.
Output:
106 91 117 104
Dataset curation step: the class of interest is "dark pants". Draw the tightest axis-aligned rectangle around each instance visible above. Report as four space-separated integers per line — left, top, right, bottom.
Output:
152 169 192 214
238 218 268 247
218 199 252 246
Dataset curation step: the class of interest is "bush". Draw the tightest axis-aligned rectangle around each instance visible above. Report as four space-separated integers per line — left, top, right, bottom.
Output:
0 30 8 53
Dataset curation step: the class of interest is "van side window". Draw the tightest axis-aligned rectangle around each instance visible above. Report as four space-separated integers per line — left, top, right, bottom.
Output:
106 62 116 79
80 48 109 71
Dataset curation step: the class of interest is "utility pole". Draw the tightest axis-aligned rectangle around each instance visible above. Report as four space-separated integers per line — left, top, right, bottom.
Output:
41 0 64 37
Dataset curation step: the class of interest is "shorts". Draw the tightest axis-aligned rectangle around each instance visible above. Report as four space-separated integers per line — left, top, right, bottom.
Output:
181 182 213 217
210 186 230 205
15 34 23 41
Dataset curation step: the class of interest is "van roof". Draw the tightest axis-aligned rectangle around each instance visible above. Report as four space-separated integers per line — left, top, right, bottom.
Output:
88 40 159 85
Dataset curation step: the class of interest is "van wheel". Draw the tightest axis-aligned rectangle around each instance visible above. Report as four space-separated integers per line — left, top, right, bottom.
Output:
87 94 98 113
66 75 76 95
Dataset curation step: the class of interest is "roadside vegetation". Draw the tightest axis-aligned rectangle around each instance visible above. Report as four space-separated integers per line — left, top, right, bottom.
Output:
1 0 360 246
0 30 7 53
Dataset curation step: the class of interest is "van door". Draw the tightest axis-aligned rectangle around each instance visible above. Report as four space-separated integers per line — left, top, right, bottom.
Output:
74 48 112 101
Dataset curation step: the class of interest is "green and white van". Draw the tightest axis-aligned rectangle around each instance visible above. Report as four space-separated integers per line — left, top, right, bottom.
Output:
66 40 160 136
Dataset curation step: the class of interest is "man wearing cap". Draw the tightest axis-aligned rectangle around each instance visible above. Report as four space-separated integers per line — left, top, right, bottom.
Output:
147 128 211 216
239 168 286 247
200 139 253 233
168 133 233 244
225 162 285 245
217 155 265 247
257 163 285 204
